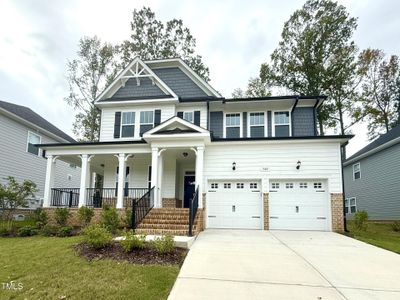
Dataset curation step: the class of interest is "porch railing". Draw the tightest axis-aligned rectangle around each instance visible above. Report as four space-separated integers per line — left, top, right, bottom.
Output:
188 186 199 236
131 187 155 229
86 188 149 208
50 188 80 207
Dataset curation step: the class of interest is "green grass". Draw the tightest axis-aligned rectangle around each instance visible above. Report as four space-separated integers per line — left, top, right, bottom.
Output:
347 221 400 254
0 219 36 228
0 236 179 299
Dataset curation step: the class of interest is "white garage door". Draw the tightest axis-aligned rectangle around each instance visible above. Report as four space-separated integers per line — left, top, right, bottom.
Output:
269 180 329 231
207 180 262 229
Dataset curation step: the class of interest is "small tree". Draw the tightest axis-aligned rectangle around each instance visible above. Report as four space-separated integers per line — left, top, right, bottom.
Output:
77 206 95 227
0 177 37 224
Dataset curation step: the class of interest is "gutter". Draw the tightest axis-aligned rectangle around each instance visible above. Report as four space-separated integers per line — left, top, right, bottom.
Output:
340 142 349 232
206 100 210 130
313 98 320 136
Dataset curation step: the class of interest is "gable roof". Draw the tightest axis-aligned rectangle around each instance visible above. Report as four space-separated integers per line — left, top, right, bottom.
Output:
0 100 76 143
344 124 400 165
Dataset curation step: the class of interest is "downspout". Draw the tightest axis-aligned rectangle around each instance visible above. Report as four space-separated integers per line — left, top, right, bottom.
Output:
290 97 299 136
206 100 210 131
340 142 349 232
313 98 320 136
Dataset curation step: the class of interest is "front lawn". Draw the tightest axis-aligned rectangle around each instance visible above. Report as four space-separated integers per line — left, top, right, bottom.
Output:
347 221 400 254
0 236 180 299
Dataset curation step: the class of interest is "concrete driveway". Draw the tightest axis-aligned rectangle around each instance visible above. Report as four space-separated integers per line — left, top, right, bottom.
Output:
168 230 400 300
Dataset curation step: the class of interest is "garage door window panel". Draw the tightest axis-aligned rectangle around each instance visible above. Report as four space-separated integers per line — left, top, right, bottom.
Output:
225 113 241 138
300 182 308 189
285 183 294 189
224 183 231 189
236 183 244 189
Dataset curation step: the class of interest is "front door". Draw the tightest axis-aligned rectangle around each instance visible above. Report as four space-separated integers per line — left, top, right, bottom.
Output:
184 175 196 208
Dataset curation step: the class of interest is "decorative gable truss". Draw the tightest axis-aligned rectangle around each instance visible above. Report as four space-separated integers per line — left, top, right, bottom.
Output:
96 57 178 103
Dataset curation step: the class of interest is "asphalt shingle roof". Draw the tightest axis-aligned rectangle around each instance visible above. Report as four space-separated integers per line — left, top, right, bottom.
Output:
346 124 400 162
0 100 76 143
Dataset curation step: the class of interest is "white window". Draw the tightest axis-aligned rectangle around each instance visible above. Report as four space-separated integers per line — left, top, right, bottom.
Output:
353 163 361 180
27 132 41 156
286 183 294 189
314 182 322 189
225 113 241 138
299 182 308 189
121 112 135 138
211 183 218 189
224 183 231 189
236 183 244 189
271 183 280 189
249 112 265 138
345 197 357 214
274 111 290 137
183 111 194 123
140 111 154 136
250 183 258 189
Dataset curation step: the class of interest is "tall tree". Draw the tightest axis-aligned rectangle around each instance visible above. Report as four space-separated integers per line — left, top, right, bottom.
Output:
260 0 358 135
65 36 118 141
358 49 400 140
119 7 210 81
232 77 271 98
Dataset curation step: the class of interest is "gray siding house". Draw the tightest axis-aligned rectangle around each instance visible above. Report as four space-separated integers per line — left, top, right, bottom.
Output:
0 100 81 208
343 125 400 220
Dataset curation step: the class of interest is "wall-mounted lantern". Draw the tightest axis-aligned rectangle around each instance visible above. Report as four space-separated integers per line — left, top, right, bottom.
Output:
232 162 236 171
296 160 301 170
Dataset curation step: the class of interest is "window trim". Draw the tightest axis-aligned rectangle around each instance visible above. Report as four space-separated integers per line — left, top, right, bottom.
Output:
353 162 361 180
272 110 291 137
247 111 267 138
345 197 357 214
182 111 194 123
120 111 136 138
26 131 41 156
223 112 242 138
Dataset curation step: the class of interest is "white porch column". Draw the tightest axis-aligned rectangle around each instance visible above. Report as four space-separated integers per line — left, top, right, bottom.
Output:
151 147 159 207
157 150 164 207
43 155 56 207
116 153 126 209
78 154 91 207
195 146 204 208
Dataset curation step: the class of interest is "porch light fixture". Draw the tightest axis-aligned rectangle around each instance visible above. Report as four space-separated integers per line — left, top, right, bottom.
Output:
232 162 236 171
296 160 301 170
182 152 188 158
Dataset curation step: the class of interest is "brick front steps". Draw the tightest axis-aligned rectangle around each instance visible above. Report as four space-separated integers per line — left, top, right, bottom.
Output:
135 208 200 236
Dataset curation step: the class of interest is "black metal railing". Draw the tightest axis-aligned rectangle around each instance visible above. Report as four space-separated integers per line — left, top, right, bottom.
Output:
188 186 199 236
50 188 80 207
86 188 149 208
131 187 154 229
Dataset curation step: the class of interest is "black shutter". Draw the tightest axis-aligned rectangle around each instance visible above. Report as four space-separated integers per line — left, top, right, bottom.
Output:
177 111 183 119
194 111 200 126
114 112 121 138
154 109 161 126
126 166 130 175
42 150 47 159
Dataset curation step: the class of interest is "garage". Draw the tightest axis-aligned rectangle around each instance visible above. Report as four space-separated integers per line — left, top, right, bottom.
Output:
207 180 262 229
269 180 330 231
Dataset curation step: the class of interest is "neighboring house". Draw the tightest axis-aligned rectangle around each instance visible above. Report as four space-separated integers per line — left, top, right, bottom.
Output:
38 57 352 234
0 100 81 209
343 125 400 221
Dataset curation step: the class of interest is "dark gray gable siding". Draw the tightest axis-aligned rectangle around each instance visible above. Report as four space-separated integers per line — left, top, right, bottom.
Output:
210 111 223 138
344 142 400 220
242 112 247 138
112 77 166 99
153 67 208 98
267 111 272 137
292 107 315 136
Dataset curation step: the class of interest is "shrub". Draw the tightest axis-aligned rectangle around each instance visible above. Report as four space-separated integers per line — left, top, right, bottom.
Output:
150 235 175 255
57 226 74 237
83 224 112 249
391 221 400 232
124 209 132 228
120 230 146 252
32 208 48 228
354 211 369 231
17 226 38 237
101 206 119 233
78 206 94 227
54 208 70 227
40 224 59 237
0 227 10 237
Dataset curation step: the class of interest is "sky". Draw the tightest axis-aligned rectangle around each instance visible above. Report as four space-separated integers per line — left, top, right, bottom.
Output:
0 0 399 156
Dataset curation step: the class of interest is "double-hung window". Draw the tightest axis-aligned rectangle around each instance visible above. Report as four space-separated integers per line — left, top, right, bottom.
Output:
121 112 135 138
274 111 290 137
183 111 194 123
345 197 357 214
140 111 154 136
225 113 241 138
27 132 41 156
353 163 361 180
249 112 265 138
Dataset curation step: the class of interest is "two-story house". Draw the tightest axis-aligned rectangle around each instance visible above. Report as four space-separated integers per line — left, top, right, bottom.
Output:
39 57 352 235
0 100 81 209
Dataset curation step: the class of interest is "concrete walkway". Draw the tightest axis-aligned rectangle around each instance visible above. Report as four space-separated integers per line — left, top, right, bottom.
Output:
168 230 400 300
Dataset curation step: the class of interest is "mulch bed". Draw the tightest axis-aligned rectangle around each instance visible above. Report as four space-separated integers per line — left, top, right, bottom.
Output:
75 242 188 265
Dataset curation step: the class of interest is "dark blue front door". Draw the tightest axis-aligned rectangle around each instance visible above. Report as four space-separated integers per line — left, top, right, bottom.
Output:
184 175 196 208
